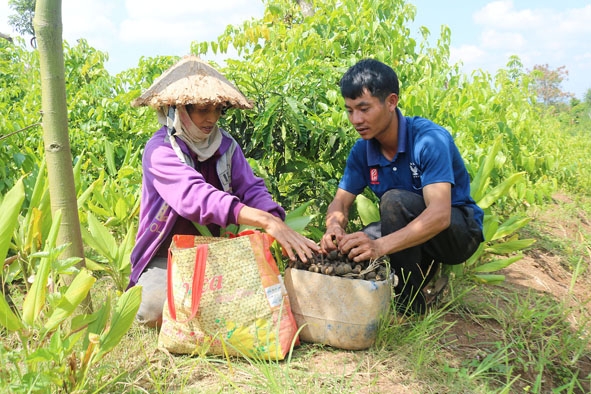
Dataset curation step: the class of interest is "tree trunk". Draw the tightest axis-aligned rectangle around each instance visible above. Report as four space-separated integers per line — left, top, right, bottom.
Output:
0 32 13 42
295 0 315 17
32 0 91 310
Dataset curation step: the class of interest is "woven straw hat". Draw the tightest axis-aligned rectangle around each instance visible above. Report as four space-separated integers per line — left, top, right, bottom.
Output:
131 55 253 109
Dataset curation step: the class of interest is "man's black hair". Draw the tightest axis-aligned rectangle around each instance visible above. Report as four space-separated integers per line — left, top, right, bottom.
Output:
339 59 399 102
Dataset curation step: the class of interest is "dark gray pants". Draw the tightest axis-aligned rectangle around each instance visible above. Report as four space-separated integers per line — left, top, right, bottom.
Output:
135 257 168 327
363 189 483 314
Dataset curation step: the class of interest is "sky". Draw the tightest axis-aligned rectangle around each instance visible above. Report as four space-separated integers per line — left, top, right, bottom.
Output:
1 0 590 99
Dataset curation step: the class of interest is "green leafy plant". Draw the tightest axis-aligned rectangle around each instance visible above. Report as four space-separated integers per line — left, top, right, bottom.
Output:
1 208 141 393
80 211 136 293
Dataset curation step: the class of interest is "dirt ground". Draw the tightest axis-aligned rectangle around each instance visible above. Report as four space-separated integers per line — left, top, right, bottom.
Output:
129 192 591 393
285 193 591 393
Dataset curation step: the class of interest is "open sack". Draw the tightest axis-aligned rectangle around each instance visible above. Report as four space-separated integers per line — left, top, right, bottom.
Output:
158 232 299 360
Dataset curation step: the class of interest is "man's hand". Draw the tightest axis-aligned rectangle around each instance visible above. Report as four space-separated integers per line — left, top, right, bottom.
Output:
321 225 346 252
337 231 382 262
322 188 356 252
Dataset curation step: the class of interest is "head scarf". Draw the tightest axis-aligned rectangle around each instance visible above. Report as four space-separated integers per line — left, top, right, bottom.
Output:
158 105 222 162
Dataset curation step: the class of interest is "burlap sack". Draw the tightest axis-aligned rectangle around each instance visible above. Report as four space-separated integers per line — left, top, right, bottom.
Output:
284 268 393 350
158 232 298 360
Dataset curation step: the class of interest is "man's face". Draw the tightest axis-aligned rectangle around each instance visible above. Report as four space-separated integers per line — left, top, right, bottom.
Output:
344 89 397 140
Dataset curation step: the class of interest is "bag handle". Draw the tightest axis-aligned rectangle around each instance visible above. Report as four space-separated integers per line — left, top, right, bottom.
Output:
225 229 258 238
167 244 208 322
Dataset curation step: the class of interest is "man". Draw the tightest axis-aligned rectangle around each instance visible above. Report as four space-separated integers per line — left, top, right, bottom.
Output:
321 59 484 314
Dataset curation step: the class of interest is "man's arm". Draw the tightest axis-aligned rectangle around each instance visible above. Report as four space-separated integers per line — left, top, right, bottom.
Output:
339 182 452 261
321 188 357 251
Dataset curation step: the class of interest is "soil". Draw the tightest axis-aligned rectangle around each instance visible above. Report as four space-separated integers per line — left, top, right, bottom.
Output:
121 192 591 393
288 192 591 393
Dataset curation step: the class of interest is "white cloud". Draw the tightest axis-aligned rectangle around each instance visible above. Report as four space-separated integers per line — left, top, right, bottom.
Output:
0 2 11 34
450 44 486 67
61 0 118 50
466 1 591 96
119 0 261 44
474 1 542 30
480 29 526 51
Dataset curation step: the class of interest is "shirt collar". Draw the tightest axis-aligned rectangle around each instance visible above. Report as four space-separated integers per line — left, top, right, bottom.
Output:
367 108 406 166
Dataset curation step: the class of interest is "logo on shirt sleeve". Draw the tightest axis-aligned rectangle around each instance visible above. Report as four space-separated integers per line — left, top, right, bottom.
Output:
410 162 422 190
370 168 379 185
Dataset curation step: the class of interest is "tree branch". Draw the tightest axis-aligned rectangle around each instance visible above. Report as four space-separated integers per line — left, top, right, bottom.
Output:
0 32 13 43
295 0 315 17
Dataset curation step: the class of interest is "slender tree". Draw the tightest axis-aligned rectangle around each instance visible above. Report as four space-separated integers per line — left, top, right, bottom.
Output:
528 64 574 105
8 0 36 36
32 0 90 309
295 0 315 16
584 88 591 106
0 32 13 42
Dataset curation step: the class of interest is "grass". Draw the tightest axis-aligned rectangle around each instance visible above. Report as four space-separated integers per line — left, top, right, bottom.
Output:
2 191 591 393
78 278 590 393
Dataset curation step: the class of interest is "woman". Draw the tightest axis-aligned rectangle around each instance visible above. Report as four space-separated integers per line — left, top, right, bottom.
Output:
129 56 319 327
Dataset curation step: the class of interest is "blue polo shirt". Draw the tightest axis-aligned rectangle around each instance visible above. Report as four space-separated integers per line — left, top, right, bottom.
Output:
339 109 483 229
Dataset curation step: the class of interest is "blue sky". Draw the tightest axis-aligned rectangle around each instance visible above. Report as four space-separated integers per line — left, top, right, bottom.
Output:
1 0 590 99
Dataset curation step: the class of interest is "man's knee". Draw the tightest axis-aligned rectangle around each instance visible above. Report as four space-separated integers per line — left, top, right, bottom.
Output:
380 189 407 209
380 189 425 232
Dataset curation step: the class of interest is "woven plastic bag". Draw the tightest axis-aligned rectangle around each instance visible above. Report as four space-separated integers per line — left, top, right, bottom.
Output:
157 231 299 360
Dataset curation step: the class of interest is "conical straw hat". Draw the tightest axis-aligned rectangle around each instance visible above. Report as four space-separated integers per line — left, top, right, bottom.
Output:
131 55 253 109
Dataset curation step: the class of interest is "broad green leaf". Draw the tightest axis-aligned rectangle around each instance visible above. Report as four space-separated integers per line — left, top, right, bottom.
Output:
85 211 117 260
77 179 96 208
473 255 524 273
96 286 141 360
482 214 498 242
285 215 315 233
355 194 380 226
491 216 531 241
22 210 63 326
473 274 506 285
43 268 96 333
464 242 486 267
71 312 99 335
0 177 25 262
471 135 502 202
0 292 23 331
84 257 107 271
22 256 51 326
485 238 536 255
85 295 112 349
477 172 526 210
193 222 213 237
285 201 314 219
114 197 128 220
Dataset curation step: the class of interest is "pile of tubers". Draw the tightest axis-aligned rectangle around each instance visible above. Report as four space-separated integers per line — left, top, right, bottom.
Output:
288 250 390 281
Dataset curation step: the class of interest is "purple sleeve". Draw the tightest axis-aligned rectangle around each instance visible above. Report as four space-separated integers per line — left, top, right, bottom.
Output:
228 144 286 220
143 136 242 227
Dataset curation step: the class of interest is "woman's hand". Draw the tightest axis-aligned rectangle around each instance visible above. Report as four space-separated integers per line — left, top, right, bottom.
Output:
264 216 320 263
237 206 319 262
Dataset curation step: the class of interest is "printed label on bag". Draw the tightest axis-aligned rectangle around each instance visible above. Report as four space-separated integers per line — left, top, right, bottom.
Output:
278 274 288 296
265 283 283 308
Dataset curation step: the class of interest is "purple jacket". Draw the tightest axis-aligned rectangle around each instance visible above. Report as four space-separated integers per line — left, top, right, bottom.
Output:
128 126 285 287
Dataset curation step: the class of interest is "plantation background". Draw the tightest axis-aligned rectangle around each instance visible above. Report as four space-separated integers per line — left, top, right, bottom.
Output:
2 0 591 392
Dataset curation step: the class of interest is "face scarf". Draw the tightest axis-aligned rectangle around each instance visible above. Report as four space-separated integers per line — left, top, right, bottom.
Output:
158 105 222 163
